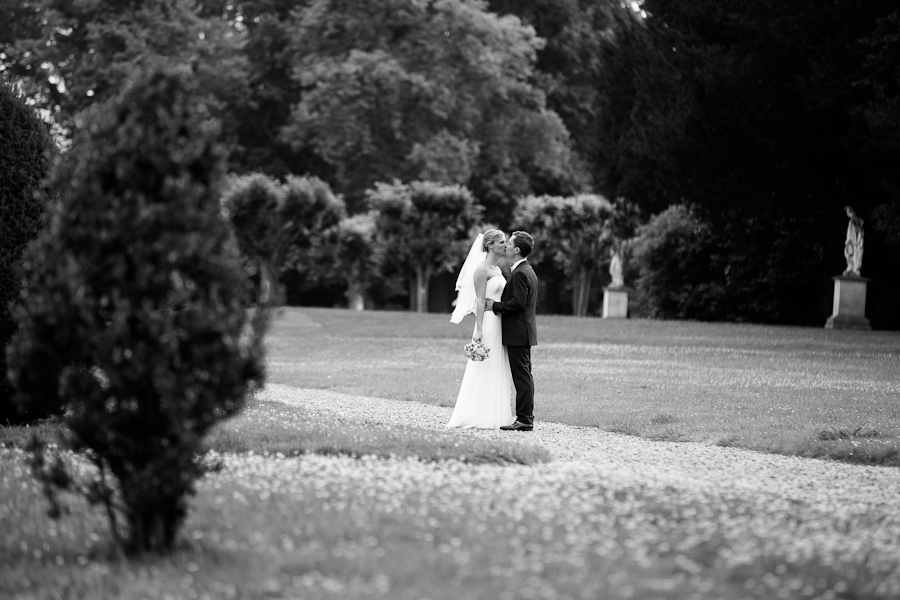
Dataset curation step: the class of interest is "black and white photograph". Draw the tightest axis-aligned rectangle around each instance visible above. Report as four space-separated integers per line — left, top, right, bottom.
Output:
1 1 899 598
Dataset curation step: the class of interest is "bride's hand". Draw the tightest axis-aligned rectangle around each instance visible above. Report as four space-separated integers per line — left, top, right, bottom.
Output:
473 329 483 342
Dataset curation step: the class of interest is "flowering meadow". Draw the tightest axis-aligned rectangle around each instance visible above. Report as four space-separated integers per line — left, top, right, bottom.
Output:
1 308 899 599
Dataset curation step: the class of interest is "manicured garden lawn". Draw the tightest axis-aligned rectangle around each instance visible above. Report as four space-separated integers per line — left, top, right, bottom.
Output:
2 307 899 600
267 307 900 465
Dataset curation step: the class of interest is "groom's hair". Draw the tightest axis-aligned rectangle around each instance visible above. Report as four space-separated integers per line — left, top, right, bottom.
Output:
511 231 534 257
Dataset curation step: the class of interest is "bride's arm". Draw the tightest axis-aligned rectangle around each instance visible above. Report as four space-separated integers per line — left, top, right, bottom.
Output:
473 263 488 341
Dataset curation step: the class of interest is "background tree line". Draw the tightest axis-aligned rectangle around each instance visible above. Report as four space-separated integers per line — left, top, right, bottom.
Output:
2 0 898 327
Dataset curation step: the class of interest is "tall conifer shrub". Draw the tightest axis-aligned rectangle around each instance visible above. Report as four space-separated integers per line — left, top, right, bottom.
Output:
0 79 52 423
8 67 266 553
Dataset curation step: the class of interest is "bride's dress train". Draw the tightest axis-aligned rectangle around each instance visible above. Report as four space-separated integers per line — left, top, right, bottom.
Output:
447 275 514 429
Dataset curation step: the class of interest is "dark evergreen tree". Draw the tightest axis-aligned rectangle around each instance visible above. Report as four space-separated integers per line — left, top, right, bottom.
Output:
598 1 900 325
630 205 724 320
486 0 639 197
0 78 52 423
8 67 266 553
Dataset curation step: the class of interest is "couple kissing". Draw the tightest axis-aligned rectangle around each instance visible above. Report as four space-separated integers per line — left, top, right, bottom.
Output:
447 229 538 431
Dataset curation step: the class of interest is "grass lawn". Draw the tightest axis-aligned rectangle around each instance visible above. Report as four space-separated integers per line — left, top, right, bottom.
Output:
266 307 900 466
204 396 551 466
1 307 899 600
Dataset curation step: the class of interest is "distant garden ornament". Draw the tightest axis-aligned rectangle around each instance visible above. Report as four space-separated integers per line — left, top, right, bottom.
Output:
826 206 870 330
608 245 624 289
603 241 629 318
843 205 864 277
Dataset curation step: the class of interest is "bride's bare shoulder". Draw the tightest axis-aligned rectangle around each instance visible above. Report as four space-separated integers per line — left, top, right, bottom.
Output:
476 261 503 279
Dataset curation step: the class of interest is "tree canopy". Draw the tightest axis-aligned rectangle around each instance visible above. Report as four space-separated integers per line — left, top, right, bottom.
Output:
2 0 898 324
589 0 900 325
368 180 482 312
3 0 250 155
515 194 617 317
281 0 575 218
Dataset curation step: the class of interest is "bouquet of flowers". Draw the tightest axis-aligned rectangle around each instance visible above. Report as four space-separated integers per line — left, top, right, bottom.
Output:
464 339 490 362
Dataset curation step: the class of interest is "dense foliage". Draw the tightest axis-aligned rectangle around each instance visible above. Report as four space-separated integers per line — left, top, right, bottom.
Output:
7 67 266 553
629 205 723 320
1 0 250 155
281 0 576 217
591 0 900 325
0 79 51 423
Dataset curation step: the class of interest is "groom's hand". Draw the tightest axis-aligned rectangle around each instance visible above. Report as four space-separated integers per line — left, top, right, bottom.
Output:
485 299 494 311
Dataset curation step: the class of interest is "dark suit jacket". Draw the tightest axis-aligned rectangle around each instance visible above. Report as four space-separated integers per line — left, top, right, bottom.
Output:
491 261 538 346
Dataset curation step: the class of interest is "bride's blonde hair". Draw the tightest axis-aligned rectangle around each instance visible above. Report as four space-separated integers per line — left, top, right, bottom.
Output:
482 229 505 252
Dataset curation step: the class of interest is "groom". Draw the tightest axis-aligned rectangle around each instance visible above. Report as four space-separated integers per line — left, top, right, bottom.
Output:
485 231 538 431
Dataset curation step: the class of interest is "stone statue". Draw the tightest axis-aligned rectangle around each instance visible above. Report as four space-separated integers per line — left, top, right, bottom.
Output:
608 245 624 288
843 205 864 277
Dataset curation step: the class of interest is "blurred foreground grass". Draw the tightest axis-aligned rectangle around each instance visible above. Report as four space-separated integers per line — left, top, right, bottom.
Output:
1 444 894 600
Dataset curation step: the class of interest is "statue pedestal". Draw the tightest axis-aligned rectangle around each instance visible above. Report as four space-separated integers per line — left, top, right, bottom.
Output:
825 275 871 330
602 287 630 319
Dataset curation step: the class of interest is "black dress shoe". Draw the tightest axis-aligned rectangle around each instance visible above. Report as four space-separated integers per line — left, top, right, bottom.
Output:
500 421 533 431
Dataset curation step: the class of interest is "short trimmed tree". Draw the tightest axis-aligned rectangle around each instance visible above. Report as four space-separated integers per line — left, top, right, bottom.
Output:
630 204 724 319
0 79 52 423
514 194 617 316
222 173 346 305
7 67 266 554
368 181 482 312
221 173 286 304
280 175 347 291
335 212 381 310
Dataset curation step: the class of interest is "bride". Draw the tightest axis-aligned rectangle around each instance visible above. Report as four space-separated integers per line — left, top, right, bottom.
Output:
447 229 514 429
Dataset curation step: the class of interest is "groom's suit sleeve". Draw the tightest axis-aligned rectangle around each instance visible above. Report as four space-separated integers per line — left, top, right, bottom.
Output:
492 271 529 315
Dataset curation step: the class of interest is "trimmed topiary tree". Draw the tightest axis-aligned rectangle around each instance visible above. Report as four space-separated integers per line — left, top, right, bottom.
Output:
368 181 483 312
514 194 618 317
221 173 286 304
630 204 725 320
335 212 381 310
7 66 266 554
221 173 346 306
0 79 52 424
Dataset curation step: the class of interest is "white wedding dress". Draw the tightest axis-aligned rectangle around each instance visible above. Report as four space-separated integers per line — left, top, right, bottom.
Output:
446 275 515 429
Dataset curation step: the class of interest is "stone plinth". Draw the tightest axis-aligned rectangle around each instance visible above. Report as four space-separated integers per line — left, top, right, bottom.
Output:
825 275 871 330
602 287 630 319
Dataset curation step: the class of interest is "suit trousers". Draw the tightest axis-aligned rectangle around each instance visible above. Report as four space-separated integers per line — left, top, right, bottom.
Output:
507 345 534 425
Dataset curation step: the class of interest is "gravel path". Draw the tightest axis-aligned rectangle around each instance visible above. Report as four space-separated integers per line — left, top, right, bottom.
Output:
261 383 900 509
214 383 900 596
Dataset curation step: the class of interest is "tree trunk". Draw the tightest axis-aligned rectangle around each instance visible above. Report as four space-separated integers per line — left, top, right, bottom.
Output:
408 278 417 311
572 269 592 317
127 510 171 554
347 277 365 311
414 264 432 313
257 259 282 306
